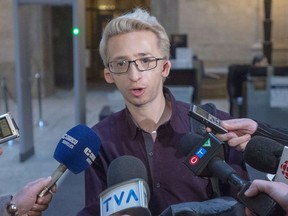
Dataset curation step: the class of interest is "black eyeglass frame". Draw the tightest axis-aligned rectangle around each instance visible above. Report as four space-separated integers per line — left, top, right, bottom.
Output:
107 57 166 75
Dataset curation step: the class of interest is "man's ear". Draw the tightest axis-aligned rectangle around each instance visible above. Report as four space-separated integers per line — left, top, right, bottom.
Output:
162 60 171 78
104 68 115 83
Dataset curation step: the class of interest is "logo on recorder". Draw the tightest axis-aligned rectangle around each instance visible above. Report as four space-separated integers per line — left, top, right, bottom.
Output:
280 161 288 179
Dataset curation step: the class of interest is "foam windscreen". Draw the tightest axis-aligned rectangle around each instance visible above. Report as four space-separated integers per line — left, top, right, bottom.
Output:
244 136 283 174
53 124 101 174
180 133 203 156
107 155 148 187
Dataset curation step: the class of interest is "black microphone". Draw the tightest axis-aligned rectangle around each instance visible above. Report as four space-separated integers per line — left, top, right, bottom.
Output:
180 132 285 216
244 135 284 174
99 155 151 216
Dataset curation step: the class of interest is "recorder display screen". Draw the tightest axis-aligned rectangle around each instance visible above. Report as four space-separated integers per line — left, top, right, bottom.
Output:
195 106 209 118
0 117 13 138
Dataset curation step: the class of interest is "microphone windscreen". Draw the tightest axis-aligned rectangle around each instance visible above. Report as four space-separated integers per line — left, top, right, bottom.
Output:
107 155 148 187
53 124 101 174
244 136 283 174
180 133 203 156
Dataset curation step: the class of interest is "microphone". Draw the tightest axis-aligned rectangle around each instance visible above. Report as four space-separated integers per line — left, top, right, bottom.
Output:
180 133 285 216
180 132 225 177
244 135 288 183
38 124 101 197
100 155 151 216
244 135 283 174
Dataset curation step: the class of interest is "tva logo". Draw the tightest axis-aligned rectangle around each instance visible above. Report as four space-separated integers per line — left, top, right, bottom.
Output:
100 179 149 216
188 139 211 165
102 189 140 212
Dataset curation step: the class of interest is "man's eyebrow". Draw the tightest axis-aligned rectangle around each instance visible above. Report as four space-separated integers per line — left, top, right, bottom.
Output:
108 56 128 61
108 53 154 61
138 52 153 57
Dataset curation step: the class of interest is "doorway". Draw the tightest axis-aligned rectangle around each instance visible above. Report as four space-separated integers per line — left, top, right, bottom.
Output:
52 6 73 88
85 0 150 82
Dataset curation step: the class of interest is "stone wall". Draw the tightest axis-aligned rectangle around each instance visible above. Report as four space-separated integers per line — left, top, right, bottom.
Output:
152 0 288 70
0 2 54 99
0 1 15 98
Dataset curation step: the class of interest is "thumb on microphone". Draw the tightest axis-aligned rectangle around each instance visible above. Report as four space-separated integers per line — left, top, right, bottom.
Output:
244 180 263 197
245 179 282 197
244 180 288 215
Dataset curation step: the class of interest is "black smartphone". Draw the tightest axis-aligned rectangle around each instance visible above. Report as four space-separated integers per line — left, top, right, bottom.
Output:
188 105 228 134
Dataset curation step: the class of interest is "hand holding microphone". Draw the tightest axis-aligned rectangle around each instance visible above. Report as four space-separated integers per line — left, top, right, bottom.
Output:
243 135 288 184
38 124 101 197
180 132 285 216
244 180 288 216
243 136 288 215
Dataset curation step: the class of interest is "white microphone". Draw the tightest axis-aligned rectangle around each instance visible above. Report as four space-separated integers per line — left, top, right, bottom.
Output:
100 155 151 216
274 146 288 183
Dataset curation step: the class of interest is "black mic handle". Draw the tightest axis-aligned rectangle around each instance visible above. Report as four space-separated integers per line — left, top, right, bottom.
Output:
237 181 286 216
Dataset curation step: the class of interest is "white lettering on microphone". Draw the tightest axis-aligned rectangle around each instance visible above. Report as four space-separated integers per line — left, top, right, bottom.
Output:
62 140 74 149
84 147 96 163
62 134 78 145
86 157 93 165
103 189 139 213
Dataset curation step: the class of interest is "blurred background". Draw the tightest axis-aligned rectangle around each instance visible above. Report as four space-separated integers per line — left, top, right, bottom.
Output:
1 0 287 97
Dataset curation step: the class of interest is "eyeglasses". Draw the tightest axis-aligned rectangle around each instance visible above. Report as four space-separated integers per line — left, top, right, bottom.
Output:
107 57 166 74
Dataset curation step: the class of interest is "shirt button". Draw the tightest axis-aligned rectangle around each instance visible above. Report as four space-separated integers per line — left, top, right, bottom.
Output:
148 152 153 157
156 182 161 188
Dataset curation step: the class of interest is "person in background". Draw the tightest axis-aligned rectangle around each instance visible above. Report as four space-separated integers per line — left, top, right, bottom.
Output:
252 54 269 67
77 7 288 216
0 146 56 216
245 179 288 216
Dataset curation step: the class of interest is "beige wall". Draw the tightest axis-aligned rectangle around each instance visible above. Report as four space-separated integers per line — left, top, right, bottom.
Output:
153 0 288 70
179 0 262 67
0 1 16 99
179 0 288 68
272 0 288 65
0 2 54 99
0 1 14 63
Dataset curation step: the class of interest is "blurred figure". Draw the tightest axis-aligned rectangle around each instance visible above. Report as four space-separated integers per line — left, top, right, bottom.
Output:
0 146 56 216
252 54 269 67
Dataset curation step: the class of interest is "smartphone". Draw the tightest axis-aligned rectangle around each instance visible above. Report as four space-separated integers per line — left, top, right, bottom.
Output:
0 112 20 144
188 105 228 134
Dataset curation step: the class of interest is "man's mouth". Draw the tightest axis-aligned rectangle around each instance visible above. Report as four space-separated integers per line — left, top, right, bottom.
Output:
130 88 145 97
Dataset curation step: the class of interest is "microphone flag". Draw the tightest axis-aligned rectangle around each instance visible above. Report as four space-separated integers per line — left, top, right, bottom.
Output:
275 146 288 183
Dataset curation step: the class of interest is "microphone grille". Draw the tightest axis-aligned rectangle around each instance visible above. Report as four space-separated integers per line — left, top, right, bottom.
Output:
53 124 101 174
107 155 148 187
180 133 203 156
244 136 283 174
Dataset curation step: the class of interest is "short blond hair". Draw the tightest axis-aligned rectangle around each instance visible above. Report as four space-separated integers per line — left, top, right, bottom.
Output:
99 8 170 67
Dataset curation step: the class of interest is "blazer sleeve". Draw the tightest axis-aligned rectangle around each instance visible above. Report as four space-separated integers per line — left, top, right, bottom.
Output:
254 121 288 145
